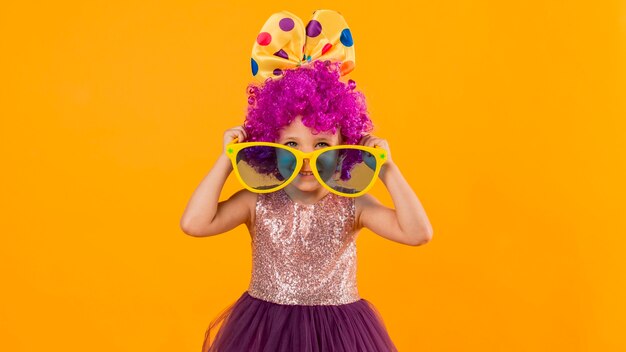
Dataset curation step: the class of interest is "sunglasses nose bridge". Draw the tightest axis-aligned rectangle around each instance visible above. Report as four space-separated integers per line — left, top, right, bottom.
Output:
299 151 317 168
300 150 315 159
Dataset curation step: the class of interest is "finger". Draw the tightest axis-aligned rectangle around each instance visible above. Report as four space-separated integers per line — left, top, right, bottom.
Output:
229 132 239 142
233 127 247 140
368 138 382 148
361 136 374 146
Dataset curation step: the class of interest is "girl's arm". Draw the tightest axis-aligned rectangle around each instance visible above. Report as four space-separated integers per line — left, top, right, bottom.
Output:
180 126 255 237
357 134 433 246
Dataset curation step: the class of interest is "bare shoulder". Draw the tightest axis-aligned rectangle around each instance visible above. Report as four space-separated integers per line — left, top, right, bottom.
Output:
354 193 381 230
184 188 258 238
231 188 258 229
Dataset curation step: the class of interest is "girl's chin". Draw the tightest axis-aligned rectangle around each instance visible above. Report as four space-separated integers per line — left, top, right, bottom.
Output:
291 179 322 191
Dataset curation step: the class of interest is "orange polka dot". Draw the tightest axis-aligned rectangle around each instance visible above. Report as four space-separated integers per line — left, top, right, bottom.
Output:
340 60 355 75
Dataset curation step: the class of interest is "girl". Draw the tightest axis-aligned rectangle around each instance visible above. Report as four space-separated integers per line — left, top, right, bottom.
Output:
181 9 433 351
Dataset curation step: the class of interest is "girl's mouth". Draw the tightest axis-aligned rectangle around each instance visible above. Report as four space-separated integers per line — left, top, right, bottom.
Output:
299 171 313 176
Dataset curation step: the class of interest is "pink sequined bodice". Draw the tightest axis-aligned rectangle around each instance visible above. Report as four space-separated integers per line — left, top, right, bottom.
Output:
247 189 361 305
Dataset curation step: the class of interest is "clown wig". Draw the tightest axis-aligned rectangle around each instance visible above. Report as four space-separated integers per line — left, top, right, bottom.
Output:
242 59 374 181
244 59 372 143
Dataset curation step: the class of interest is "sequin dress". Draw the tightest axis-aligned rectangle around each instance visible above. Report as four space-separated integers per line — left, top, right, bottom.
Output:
202 189 398 352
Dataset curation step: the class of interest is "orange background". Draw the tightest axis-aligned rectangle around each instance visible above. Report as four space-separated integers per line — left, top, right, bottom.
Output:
2 1 625 351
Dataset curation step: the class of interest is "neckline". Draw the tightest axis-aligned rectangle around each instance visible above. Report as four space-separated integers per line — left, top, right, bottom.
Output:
280 188 332 207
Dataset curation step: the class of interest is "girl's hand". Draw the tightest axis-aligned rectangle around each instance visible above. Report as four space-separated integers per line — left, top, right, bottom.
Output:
358 133 394 166
223 126 247 155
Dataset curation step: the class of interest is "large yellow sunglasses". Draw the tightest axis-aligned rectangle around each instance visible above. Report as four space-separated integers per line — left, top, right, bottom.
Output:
225 137 387 197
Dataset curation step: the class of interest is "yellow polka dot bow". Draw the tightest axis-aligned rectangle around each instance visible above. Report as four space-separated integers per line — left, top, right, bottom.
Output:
250 9 356 83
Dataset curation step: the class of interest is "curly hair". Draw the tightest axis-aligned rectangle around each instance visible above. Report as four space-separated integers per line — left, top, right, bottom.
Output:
241 59 374 181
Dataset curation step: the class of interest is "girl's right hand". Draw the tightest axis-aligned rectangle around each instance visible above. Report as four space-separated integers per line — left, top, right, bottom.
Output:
223 126 247 155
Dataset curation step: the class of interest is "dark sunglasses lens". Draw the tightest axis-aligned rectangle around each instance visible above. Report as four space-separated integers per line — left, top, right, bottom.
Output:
235 146 297 191
317 148 378 195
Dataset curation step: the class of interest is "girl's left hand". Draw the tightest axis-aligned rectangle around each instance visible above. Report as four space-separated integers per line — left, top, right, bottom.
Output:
358 133 394 167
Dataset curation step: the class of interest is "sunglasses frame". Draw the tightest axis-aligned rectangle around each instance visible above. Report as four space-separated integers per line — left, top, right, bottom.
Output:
225 137 387 197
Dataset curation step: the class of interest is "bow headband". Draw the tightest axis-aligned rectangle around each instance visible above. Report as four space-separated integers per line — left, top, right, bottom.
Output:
250 9 356 83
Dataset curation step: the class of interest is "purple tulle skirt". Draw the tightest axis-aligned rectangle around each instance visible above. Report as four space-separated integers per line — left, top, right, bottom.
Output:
202 291 398 352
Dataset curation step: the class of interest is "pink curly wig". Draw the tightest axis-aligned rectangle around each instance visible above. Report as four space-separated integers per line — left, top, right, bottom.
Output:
244 59 372 143
242 59 374 181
